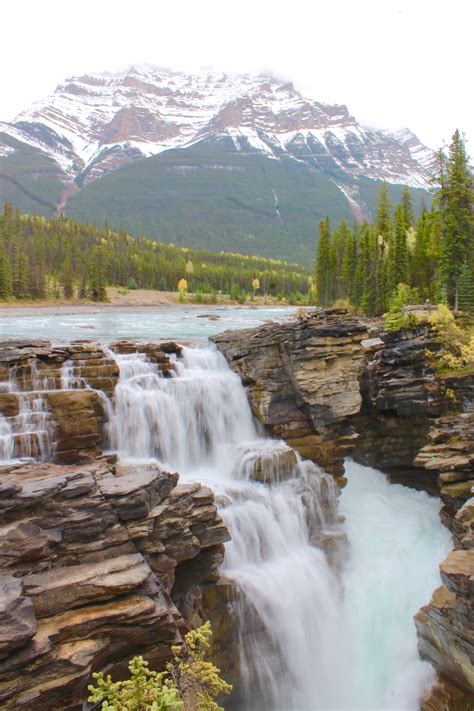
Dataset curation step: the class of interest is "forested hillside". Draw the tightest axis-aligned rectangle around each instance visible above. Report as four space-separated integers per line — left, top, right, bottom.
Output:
0 207 310 302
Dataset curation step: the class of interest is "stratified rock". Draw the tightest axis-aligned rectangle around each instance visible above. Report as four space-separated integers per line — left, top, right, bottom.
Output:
414 414 474 527
0 460 229 709
415 560 474 696
45 390 105 463
0 576 37 660
212 311 368 475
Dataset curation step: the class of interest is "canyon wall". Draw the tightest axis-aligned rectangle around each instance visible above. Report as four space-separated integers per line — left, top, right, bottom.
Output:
213 310 474 704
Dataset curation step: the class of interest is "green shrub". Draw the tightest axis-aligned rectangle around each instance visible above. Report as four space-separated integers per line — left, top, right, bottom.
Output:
88 622 231 711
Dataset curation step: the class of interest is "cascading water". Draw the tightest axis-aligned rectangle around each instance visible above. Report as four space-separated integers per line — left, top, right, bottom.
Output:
0 366 54 463
107 344 450 710
109 345 349 709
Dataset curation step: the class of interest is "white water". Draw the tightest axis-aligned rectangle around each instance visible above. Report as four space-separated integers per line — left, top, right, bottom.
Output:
107 344 451 710
0 367 54 463
339 461 452 711
109 346 350 709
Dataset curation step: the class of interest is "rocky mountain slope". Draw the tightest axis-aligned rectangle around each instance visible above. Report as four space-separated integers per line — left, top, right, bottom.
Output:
0 66 434 263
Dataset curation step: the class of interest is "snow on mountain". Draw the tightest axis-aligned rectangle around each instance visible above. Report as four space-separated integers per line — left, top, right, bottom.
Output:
1 65 435 191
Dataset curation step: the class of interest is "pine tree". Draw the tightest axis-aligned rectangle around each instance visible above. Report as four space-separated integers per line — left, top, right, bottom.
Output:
401 186 414 230
359 224 376 314
375 184 392 240
390 204 409 289
315 219 332 306
458 261 474 312
0 242 12 300
438 130 473 309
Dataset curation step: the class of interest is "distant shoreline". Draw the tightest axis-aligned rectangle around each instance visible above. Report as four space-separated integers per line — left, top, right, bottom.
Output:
0 288 291 319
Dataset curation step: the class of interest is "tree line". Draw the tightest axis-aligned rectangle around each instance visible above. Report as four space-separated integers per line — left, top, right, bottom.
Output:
0 207 311 302
315 129 474 314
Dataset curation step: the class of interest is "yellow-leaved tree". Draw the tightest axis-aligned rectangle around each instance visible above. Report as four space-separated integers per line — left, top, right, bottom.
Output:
251 278 260 297
177 278 188 304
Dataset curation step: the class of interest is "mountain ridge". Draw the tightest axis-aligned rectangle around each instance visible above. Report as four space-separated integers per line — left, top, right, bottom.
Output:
0 65 435 263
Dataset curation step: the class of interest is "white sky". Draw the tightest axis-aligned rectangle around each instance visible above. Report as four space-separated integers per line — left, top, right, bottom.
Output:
1 0 472 152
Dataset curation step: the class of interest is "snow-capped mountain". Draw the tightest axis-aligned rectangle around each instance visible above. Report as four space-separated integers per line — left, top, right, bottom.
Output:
0 66 435 263
1 65 434 188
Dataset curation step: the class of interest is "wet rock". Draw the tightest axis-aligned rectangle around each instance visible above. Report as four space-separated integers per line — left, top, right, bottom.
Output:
212 311 368 474
45 390 105 463
233 442 298 482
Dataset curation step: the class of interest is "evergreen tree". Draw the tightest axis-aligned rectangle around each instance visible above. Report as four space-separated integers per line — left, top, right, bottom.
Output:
438 130 473 309
315 218 332 306
390 204 409 288
401 186 414 230
0 242 12 299
458 261 474 312
375 183 392 240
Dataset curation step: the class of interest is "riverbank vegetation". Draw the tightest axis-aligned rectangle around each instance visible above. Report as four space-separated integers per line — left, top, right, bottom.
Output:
315 129 473 316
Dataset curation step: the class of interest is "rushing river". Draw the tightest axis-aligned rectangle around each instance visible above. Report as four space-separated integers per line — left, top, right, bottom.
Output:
106 344 451 710
0 310 452 709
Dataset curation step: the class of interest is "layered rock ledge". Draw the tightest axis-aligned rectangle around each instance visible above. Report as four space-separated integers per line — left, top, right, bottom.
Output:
0 459 229 709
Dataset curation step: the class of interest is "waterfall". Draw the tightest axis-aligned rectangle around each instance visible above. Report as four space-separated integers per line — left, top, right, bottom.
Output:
0 383 54 463
61 359 85 389
109 345 351 709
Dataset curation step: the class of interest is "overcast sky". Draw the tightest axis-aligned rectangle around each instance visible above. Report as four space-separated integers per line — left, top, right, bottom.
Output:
2 0 472 152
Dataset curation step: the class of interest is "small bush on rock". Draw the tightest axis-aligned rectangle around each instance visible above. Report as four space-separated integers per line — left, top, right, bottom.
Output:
88 622 231 710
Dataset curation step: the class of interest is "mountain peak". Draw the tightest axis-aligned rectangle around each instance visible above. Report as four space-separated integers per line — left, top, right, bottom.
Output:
0 65 435 250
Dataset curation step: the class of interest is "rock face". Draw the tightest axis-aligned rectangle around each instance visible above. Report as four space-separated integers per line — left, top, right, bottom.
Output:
414 413 474 530
212 310 369 477
352 325 449 480
214 315 474 485
413 413 474 701
415 497 474 698
0 460 228 709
